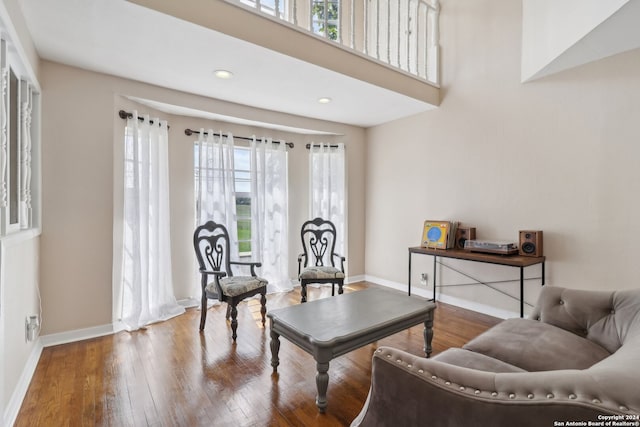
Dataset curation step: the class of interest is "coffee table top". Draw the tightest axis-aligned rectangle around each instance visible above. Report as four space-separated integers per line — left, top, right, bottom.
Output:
267 288 435 346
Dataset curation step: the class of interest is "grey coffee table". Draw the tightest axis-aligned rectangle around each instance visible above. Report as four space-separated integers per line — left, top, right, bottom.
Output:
268 288 436 412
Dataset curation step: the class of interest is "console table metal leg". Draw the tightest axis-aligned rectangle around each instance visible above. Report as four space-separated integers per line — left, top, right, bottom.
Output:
542 261 545 286
315 361 330 413
270 329 281 373
432 256 437 301
408 251 412 296
423 310 434 358
520 267 524 318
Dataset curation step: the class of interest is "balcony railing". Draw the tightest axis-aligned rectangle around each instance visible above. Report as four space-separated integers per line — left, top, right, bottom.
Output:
234 0 440 85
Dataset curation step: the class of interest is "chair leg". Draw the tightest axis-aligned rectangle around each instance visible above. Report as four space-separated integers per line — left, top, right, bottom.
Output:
301 282 307 303
338 282 344 295
260 292 267 325
230 302 239 342
199 293 208 331
331 284 335 296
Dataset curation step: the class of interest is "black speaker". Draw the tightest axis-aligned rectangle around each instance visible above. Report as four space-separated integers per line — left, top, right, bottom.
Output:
519 230 543 257
455 227 476 250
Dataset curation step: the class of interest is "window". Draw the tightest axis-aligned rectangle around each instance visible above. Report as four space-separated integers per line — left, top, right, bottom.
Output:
194 145 253 255
234 147 252 255
311 0 340 41
240 0 288 20
1 38 37 235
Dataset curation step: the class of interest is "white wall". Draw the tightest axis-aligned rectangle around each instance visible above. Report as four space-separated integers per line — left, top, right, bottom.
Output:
521 0 629 81
1 235 41 420
41 60 366 335
0 0 42 422
365 0 640 318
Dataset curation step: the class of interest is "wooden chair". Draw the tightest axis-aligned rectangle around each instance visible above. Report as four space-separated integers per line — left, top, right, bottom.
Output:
297 217 346 303
193 220 267 341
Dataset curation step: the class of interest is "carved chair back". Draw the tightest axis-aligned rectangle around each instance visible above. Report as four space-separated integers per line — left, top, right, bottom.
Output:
300 217 338 268
193 220 234 277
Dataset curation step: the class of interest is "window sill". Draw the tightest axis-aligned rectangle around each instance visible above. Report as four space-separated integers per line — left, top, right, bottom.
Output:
0 227 42 247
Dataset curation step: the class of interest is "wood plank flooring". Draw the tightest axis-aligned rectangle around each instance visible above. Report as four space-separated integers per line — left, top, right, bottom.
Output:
15 282 500 427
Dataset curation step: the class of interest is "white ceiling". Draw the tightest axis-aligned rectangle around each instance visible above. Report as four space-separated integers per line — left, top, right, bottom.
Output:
19 0 435 130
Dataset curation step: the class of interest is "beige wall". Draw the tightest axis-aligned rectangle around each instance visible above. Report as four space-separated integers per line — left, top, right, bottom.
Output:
41 60 365 335
365 0 640 317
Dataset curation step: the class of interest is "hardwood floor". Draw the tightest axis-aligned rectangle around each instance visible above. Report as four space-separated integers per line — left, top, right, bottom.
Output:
15 282 500 427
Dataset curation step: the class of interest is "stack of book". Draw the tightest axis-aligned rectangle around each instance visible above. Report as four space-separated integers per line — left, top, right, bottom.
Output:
421 220 460 249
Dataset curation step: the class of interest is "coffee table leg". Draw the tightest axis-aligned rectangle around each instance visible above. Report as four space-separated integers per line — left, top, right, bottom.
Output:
270 330 281 372
423 310 434 358
315 361 330 413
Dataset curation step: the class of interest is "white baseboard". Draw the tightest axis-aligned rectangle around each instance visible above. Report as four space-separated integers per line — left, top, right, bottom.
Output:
346 274 365 284
364 274 519 319
4 340 43 427
40 323 118 348
177 297 200 308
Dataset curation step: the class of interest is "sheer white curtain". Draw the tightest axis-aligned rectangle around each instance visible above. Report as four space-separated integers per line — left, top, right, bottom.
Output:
250 138 291 293
119 112 184 331
309 143 346 256
195 129 238 253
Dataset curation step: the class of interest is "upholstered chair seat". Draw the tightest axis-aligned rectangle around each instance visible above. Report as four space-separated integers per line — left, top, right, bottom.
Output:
299 266 346 281
207 276 268 297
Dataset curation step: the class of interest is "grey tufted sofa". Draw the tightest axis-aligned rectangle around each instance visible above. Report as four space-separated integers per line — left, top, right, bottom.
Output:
352 286 640 426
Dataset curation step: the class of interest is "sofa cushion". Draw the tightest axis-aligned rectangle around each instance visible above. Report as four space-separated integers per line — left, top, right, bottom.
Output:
463 318 611 372
433 348 526 373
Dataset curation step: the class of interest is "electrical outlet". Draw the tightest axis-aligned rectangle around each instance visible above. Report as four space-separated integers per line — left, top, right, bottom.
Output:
25 315 39 342
420 273 428 285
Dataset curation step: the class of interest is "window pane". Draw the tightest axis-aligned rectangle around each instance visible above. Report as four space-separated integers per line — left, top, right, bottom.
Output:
193 144 253 254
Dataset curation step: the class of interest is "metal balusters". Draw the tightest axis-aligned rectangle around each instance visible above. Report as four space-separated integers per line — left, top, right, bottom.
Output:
226 0 439 84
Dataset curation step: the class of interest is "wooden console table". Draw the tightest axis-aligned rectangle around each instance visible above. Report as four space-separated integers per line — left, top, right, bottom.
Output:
408 247 545 317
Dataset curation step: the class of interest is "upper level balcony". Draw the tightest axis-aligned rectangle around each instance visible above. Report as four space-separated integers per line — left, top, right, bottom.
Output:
128 0 441 123
237 0 440 85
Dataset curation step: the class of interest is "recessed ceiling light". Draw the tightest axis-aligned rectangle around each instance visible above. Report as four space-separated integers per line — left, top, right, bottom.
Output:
214 70 234 79
318 97 332 104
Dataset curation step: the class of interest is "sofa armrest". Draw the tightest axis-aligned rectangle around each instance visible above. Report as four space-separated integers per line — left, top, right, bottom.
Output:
352 347 632 427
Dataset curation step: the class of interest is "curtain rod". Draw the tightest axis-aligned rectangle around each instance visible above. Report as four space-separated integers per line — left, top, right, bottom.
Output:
185 128 294 148
305 143 341 149
118 110 169 128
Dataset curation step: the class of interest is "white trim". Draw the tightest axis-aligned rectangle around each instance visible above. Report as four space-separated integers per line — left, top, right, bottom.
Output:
345 274 365 284
0 227 40 245
39 323 118 348
364 274 520 320
177 297 200 308
3 338 42 427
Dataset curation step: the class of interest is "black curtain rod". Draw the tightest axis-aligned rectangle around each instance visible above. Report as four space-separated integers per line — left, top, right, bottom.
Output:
305 143 341 149
118 110 170 128
185 128 294 149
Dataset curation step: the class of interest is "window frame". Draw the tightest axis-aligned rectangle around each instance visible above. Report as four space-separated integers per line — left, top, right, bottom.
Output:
0 38 37 236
